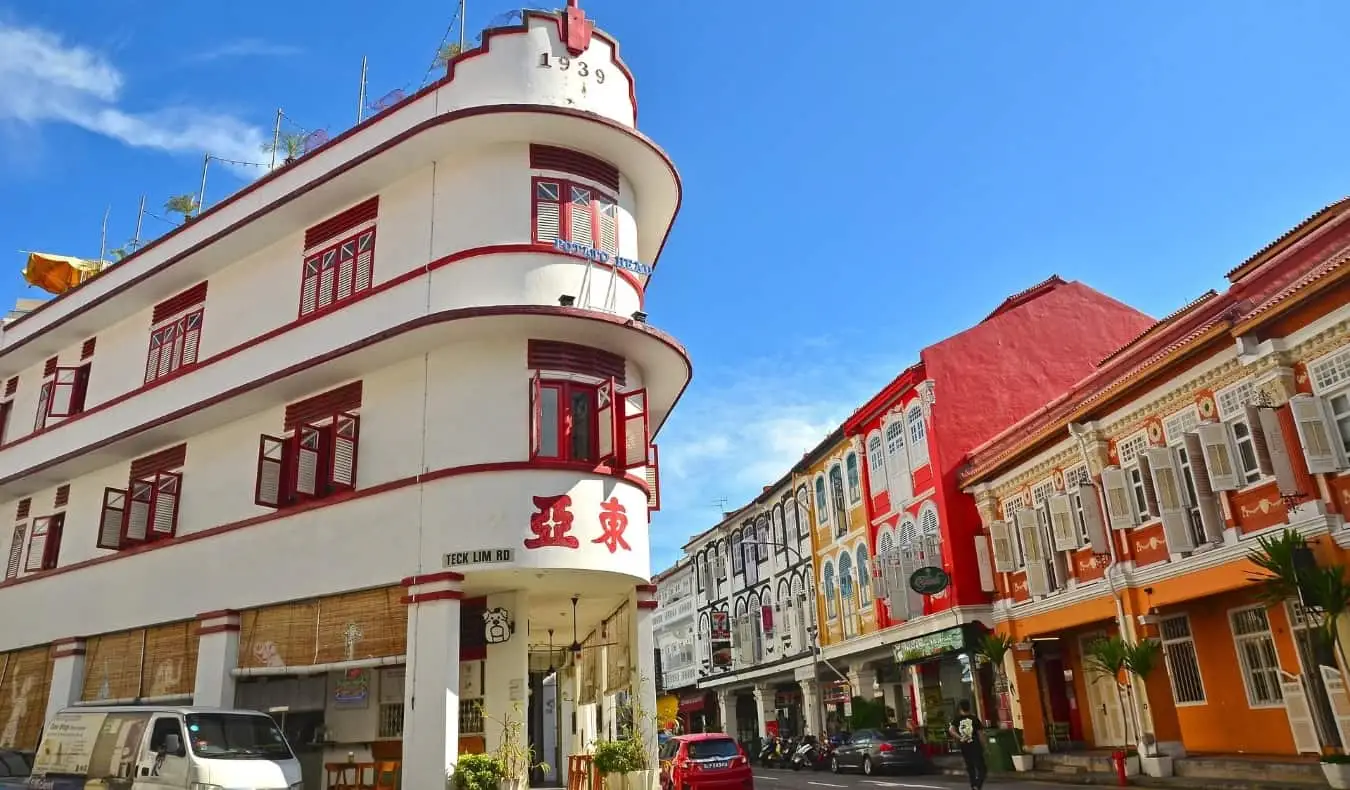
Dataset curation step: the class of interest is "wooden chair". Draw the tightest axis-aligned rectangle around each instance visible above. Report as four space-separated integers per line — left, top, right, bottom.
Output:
373 761 400 790
354 762 377 790
324 763 358 790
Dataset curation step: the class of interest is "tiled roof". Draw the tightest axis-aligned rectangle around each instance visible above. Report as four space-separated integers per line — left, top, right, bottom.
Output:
1226 197 1350 281
1238 253 1350 327
1096 290 1219 367
982 275 1066 322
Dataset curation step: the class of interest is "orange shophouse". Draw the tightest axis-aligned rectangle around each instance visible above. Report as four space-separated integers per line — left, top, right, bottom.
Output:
961 197 1350 767
827 278 1154 743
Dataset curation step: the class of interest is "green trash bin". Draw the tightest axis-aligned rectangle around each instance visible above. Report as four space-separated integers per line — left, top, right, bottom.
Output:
983 728 1021 773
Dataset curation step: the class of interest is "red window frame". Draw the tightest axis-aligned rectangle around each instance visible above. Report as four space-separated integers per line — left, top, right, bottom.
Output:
98 471 182 550
299 227 377 318
254 411 361 509
145 308 204 384
528 374 649 470
24 513 63 572
532 177 619 255
35 364 91 431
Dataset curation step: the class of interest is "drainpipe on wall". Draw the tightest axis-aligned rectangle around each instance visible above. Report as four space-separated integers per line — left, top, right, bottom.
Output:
1067 422 1150 755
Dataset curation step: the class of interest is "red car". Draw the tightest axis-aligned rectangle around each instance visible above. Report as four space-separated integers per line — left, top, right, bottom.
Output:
659 734 753 790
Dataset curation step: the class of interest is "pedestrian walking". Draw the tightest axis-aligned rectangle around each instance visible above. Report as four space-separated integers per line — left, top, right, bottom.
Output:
948 700 987 790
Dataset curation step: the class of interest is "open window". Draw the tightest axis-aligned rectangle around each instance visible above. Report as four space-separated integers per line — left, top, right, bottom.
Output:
253 412 361 509
5 523 25 580
35 364 91 430
98 446 187 550
24 514 64 572
645 444 661 512
528 375 649 469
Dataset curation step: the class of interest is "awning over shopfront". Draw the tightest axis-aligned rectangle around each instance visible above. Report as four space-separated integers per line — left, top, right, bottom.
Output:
679 692 706 712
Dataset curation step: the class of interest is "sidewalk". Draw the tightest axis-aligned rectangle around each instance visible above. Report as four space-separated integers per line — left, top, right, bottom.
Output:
929 756 1327 790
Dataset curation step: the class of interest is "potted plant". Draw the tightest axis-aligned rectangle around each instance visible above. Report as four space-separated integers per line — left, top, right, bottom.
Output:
593 739 640 790
451 753 504 790
1082 635 1141 778
491 704 550 790
164 194 200 223
1322 754 1350 789
262 133 308 165
1118 639 1172 777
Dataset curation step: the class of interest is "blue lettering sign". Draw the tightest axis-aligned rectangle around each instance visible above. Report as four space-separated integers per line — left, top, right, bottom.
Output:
551 238 653 275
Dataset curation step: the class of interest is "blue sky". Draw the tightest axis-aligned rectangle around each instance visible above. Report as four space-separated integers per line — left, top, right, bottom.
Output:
1 1 1348 570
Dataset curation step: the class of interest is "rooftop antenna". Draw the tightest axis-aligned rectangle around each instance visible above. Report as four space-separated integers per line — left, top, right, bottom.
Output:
712 497 728 512
130 196 146 250
458 0 467 51
97 205 110 263
356 57 369 124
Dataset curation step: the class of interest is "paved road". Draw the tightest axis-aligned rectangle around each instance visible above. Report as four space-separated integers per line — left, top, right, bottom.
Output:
751 766 1083 790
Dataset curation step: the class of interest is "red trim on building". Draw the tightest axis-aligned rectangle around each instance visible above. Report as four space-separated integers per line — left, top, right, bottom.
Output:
530 145 620 192
197 623 241 636
285 382 363 432
635 583 657 593
130 444 188 480
401 570 465 587
402 589 464 605
305 197 379 250
0 458 654 589
636 600 659 610
196 609 239 620
0 99 675 353
80 338 97 360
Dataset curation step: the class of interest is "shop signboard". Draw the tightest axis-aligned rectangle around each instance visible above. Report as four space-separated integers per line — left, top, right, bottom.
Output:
444 548 515 568
909 566 950 595
892 625 967 664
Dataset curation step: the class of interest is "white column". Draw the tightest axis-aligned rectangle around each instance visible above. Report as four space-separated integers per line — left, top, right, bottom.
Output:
716 689 738 738
798 680 822 736
753 684 774 739
484 590 530 754
44 639 87 725
909 665 926 726
559 666 577 783
634 585 660 772
403 572 463 790
849 666 878 701
193 610 240 707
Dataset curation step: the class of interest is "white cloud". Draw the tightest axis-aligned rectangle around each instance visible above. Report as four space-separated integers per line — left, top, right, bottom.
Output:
187 39 303 63
0 21 270 173
649 342 909 566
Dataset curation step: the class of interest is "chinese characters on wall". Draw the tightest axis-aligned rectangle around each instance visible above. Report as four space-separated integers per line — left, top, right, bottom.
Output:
524 495 632 554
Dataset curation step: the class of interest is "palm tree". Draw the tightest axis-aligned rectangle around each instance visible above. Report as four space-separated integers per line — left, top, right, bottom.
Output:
163 194 200 223
978 632 1015 727
1082 635 1136 751
262 133 307 165
1248 529 1350 677
1121 638 1163 758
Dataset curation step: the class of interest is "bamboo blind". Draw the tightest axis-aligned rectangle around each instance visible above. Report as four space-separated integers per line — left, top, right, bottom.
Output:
81 628 147 702
238 587 406 669
0 646 53 750
141 621 199 698
580 628 599 705
604 603 631 694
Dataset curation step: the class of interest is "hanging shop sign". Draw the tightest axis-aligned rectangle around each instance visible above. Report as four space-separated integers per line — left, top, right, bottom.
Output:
333 668 370 707
892 625 968 665
822 681 851 705
552 238 654 275
909 566 951 595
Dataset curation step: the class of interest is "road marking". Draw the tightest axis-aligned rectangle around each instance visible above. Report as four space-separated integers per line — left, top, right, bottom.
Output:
862 783 902 787
753 776 781 781
807 783 846 788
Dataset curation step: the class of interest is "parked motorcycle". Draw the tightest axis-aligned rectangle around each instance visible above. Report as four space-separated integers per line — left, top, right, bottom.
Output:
758 737 787 767
790 736 817 771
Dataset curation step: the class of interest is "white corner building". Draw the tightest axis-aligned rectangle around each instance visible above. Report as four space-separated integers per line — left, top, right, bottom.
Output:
0 5 685 789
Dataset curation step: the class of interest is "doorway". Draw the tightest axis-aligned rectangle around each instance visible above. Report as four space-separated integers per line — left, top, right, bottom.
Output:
527 670 561 787
1078 634 1126 747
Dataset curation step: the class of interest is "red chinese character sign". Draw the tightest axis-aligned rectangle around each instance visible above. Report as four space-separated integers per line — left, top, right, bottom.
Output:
593 497 631 554
524 495 579 549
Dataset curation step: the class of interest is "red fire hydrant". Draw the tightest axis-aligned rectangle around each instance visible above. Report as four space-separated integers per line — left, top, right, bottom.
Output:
1111 749 1128 787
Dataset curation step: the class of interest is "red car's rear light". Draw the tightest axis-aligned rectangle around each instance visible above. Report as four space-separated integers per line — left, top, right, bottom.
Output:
878 742 895 753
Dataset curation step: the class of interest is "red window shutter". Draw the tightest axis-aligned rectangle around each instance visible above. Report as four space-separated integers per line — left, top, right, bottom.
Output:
329 413 360 490
4 523 23 579
596 379 616 465
130 445 187 480
123 479 154 543
41 513 63 570
152 282 208 325
567 185 596 247
529 370 542 460
646 444 661 511
284 382 363 432
71 365 91 414
181 310 204 368
527 341 626 385
46 367 80 418
33 380 53 431
4 377 17 397
300 256 322 316
529 145 620 192
42 357 58 377
16 498 30 520
24 517 49 572
98 488 127 550
145 326 166 383
304 197 379 251
355 229 375 293
534 179 562 243
81 337 97 360
619 389 649 469
294 425 325 497
596 197 618 255
255 435 289 508
54 485 69 508
150 472 181 538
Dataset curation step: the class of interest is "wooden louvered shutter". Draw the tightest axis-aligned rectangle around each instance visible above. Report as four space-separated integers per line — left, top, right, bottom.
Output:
1290 394 1346 474
1048 494 1080 551
255 435 288 508
568 185 594 246
596 379 616 465
1182 432 1226 543
1253 406 1299 496
98 488 127 550
1073 482 1110 554
645 444 661 512
1100 466 1137 529
973 534 996 592
534 181 562 242
1197 422 1242 490
124 479 153 542
1015 509 1051 596
1143 447 1193 553
329 413 360 490
23 517 48 572
150 472 181 537
620 389 649 470
5 523 24 579
989 520 1016 572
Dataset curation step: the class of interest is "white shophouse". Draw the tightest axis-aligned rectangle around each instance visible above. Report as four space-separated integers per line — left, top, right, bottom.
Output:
688 471 819 746
652 560 697 722
0 7 684 790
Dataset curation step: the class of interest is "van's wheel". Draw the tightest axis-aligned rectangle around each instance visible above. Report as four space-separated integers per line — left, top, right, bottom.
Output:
863 757 875 776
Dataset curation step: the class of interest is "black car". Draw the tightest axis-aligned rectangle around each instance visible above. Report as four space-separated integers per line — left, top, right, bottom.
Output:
830 728 928 776
0 749 34 789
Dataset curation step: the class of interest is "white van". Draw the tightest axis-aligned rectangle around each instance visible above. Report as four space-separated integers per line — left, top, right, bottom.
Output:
26 706 303 790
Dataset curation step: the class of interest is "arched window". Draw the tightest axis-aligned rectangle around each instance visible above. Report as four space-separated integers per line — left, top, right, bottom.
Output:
823 562 837 618
773 505 786 550
856 544 871 606
907 404 928 465
699 613 712 665
845 452 862 504
920 506 939 538
885 420 912 502
899 518 918 546
918 504 941 565
731 530 744 573
759 516 771 561
867 434 887 498
795 486 811 538
748 591 764 662
814 476 829 525
838 551 855 600
828 465 847 535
